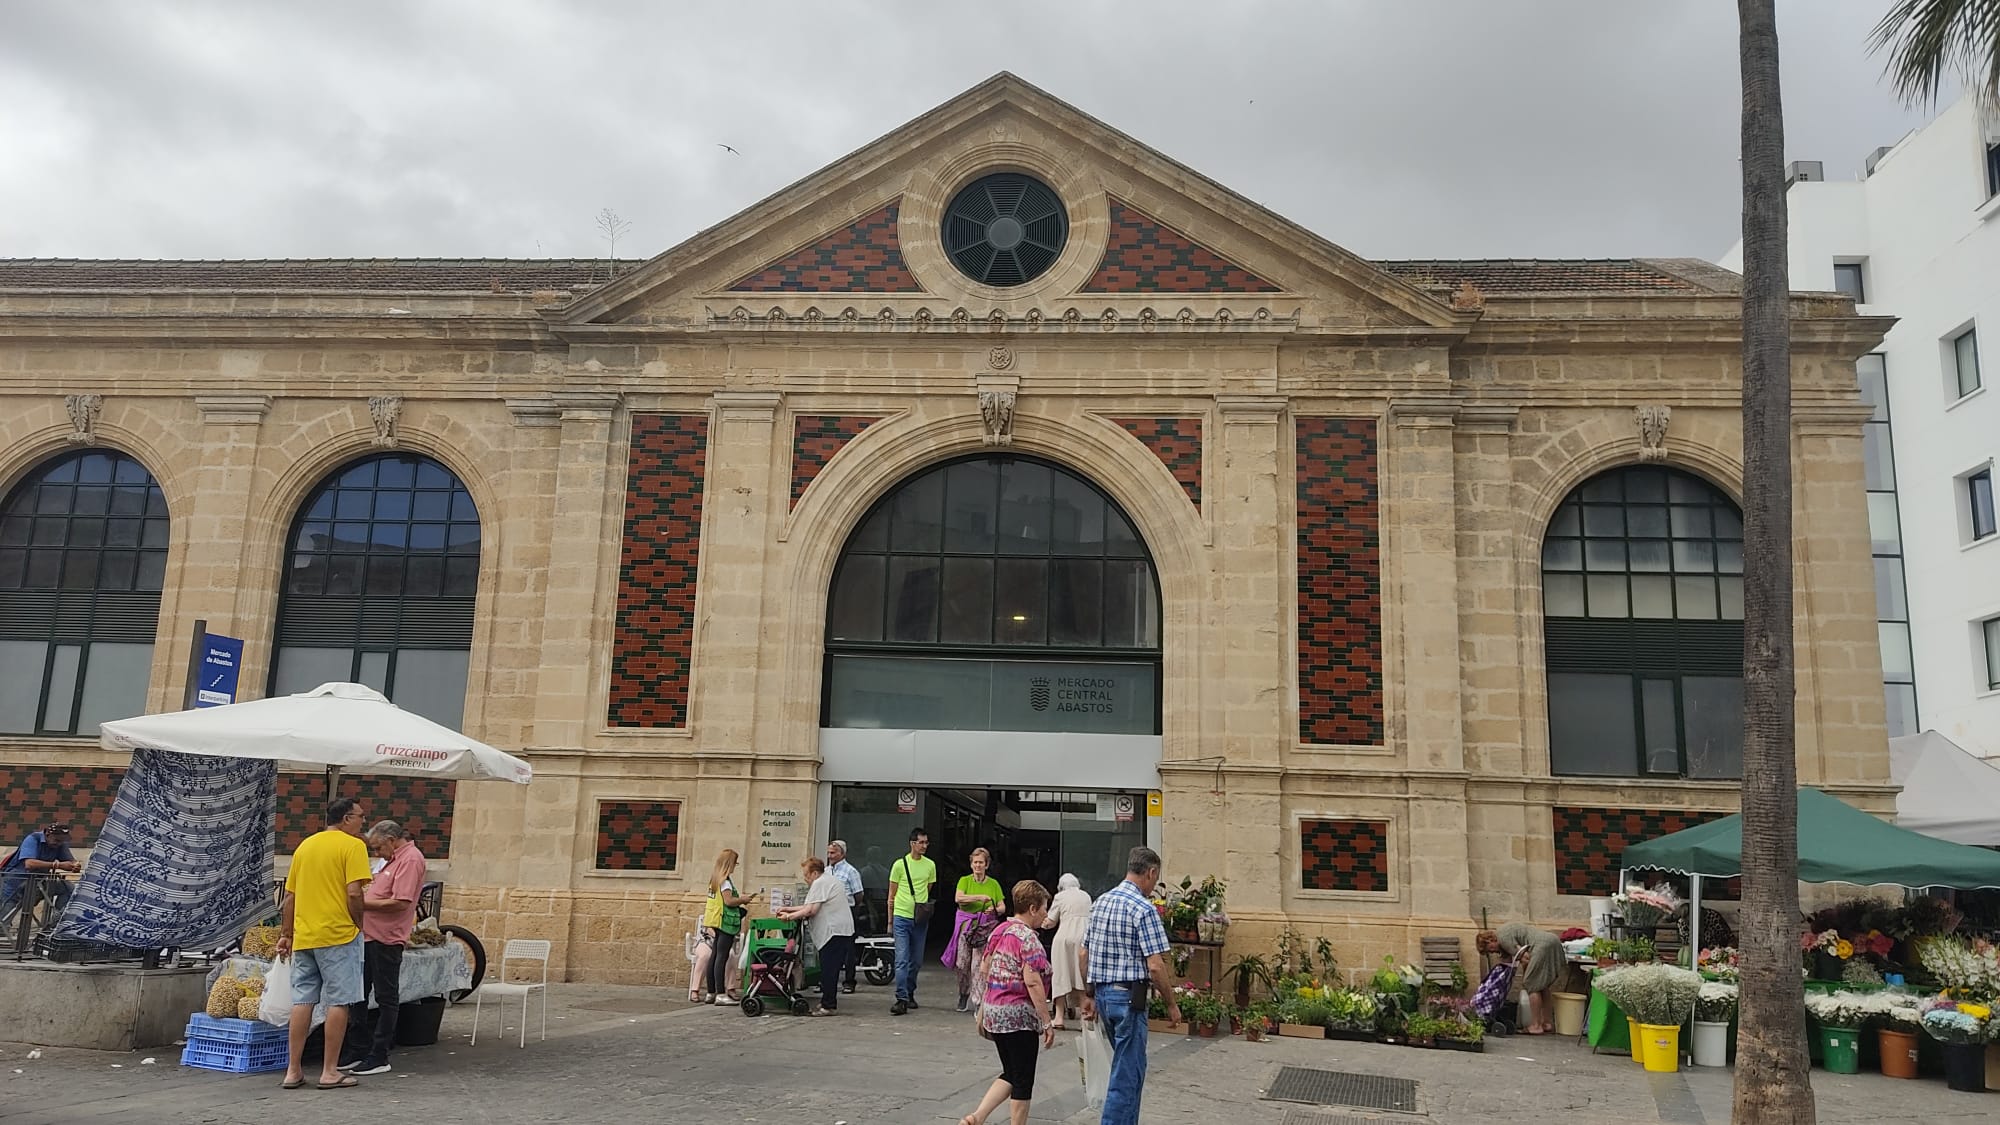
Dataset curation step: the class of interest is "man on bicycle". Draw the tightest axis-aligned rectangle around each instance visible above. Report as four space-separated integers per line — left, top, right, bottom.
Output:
1 821 82 919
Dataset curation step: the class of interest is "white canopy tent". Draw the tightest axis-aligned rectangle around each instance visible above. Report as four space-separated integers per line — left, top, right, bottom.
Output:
100 681 533 788
1888 730 2000 847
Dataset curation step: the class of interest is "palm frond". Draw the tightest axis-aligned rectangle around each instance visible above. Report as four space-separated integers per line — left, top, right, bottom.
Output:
1870 0 2000 105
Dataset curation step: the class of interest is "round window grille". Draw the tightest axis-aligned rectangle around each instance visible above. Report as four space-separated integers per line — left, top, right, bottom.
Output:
942 173 1068 287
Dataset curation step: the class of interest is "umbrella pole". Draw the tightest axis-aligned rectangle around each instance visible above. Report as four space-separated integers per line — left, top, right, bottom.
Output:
1689 875 1702 967
327 765 341 800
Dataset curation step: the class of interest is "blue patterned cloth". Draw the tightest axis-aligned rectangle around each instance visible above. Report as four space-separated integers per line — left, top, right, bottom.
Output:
1083 879 1169 985
48 749 277 952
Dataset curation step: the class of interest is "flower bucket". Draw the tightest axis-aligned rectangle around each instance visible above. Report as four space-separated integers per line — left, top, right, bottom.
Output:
1809 950 1843 981
1942 1042 1986 1093
1551 992 1587 1038
1639 1023 1681 1073
1987 1043 2000 1090
1626 1017 1643 1063
1817 1025 1861 1075
1690 1020 1729 1068
1877 1028 1918 1079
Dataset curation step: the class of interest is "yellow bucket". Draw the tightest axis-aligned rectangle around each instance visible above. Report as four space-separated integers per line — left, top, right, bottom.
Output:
1626 1017 1642 1062
1640 1023 1682 1073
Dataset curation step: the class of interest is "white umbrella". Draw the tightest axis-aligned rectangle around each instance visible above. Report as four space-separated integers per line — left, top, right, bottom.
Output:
99 681 532 786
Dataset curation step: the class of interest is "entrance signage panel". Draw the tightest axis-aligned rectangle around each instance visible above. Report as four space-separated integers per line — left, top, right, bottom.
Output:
826 655 1157 736
755 804 803 882
195 634 245 708
818 727 1163 791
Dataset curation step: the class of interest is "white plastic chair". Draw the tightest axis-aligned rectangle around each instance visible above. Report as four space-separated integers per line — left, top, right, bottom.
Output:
470 939 549 1047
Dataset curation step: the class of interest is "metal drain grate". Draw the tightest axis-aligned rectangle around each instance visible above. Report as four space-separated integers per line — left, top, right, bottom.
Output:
1264 1067 1419 1113
1281 1111 1397 1125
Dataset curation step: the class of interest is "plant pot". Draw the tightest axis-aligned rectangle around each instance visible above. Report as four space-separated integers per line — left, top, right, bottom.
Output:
1638 1023 1682 1073
1942 1041 1986 1093
1407 1036 1434 1048
1626 1017 1643 1063
1877 1028 1919 1079
1276 1022 1324 1040
1690 1020 1730 1068
1436 1037 1482 1052
1326 1028 1375 1043
1810 950 1843 981
1552 992 1588 1038
1244 1027 1266 1042
1817 1025 1861 1075
1195 1022 1218 1038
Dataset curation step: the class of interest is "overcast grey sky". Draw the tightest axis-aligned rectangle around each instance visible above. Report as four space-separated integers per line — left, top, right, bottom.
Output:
0 0 1954 263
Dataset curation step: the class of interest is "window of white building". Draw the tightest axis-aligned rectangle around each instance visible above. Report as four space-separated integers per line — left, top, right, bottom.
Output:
1950 326 1982 400
1964 466 1997 544
1832 261 1866 303
1983 617 2000 693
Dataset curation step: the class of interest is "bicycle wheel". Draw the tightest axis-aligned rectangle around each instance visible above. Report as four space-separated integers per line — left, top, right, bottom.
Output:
440 924 487 1003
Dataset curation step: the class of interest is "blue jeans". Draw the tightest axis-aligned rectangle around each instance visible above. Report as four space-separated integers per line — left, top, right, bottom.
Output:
892 915 928 1002
1095 983 1149 1125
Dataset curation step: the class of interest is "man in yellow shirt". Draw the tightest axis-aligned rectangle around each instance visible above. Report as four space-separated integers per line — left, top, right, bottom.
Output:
276 797 374 1090
887 827 936 1016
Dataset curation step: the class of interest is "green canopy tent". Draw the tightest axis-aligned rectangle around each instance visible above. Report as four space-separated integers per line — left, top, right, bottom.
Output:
1619 786 2000 956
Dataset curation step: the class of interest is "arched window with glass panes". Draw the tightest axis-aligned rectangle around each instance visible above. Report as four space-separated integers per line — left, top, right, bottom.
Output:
0 449 168 735
1540 465 1744 779
822 455 1162 735
270 454 479 728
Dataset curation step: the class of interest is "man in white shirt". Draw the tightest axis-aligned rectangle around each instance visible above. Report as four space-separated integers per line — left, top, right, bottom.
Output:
826 840 864 993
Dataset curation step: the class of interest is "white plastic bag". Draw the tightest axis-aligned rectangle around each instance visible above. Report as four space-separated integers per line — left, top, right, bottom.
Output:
257 956 293 1027
1078 1017 1112 1109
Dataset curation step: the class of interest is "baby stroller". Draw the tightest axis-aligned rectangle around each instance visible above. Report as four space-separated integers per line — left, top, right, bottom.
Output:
1469 960 1516 1037
740 934 813 1017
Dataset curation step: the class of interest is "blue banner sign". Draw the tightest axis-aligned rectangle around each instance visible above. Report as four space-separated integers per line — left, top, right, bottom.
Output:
195 634 245 708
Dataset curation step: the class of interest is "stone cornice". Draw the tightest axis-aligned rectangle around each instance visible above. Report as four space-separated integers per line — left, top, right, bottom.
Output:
193 394 272 425
709 390 783 421
1214 395 1287 422
1456 314 1896 354
0 314 553 348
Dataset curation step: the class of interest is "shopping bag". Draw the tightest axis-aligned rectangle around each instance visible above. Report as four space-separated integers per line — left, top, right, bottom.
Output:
256 956 293 1027
1078 1016 1112 1109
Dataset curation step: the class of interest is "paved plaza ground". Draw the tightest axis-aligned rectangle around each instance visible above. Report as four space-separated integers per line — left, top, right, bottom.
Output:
3 978 1994 1124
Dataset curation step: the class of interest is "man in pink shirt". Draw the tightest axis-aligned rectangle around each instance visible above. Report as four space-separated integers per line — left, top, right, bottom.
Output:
339 820 426 1076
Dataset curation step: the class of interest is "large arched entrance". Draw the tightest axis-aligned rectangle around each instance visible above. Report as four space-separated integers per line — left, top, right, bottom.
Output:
818 453 1163 928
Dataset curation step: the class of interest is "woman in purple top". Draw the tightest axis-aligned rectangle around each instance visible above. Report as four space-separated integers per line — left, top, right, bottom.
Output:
958 879 1054 1125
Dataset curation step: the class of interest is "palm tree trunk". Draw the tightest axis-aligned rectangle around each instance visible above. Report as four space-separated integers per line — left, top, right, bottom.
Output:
1732 2 1814 1121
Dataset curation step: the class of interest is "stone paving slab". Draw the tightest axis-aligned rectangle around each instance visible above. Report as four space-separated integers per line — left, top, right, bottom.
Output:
4 984 1995 1124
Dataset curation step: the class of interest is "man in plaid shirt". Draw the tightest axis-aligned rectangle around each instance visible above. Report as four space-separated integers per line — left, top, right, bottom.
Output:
1080 846 1180 1125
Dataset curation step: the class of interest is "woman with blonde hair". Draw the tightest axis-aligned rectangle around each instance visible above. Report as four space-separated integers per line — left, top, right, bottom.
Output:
702 848 758 1005
943 846 1006 1012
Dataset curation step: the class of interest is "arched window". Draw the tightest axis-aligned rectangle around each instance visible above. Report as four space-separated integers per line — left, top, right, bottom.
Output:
823 455 1161 734
0 450 168 735
270 454 479 728
1542 466 1744 779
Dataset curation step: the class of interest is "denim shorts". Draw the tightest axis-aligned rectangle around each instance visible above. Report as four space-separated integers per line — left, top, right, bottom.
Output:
291 935 365 1008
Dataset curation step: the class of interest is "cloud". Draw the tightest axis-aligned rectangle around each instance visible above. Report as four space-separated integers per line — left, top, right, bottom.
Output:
0 0 1949 261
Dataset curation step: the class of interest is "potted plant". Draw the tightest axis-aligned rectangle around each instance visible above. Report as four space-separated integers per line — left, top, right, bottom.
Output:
1402 1013 1445 1048
1434 1013 1485 1052
1178 984 1225 1037
1803 991 1867 1075
1222 953 1274 1011
1691 981 1737 1068
1877 993 1924 1080
1240 1001 1272 1042
1801 929 1848 982
1323 988 1379 1041
1275 995 1332 1039
1920 1004 1990 1092
1599 963 1701 1072
1145 990 1187 1035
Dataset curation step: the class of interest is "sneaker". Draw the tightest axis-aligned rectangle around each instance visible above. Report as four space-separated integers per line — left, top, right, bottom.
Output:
891 1000 909 1016
956 994 970 1013
335 1060 363 1073
350 1062 391 1077
907 998 919 1009
840 983 856 994
713 995 733 1006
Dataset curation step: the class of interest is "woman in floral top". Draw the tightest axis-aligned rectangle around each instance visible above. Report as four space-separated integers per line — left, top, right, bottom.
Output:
959 879 1054 1125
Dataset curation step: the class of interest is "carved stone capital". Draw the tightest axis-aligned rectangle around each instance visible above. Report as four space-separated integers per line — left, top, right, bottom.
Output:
977 388 1017 446
1634 404 1672 461
710 390 783 422
63 394 103 444
194 395 272 426
549 391 622 426
504 396 562 427
1388 399 1461 428
368 395 403 447
1214 395 1287 424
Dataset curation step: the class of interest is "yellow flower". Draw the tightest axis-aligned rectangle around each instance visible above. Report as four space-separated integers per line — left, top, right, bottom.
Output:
1960 1003 1992 1020
1834 940 1853 959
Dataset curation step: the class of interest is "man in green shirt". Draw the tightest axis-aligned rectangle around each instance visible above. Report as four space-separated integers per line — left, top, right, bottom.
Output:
887 827 936 1015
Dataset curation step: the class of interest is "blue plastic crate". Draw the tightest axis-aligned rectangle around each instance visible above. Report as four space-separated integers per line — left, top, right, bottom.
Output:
185 1013 286 1045
181 1036 290 1074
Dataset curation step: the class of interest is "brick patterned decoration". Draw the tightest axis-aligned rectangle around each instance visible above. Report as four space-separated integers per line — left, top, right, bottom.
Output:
791 415 881 509
1552 806 1731 897
1081 199 1282 293
0 765 126 839
1110 417 1202 507
727 200 921 292
594 800 682 871
1295 417 1383 744
275 775 456 854
1300 818 1390 892
608 413 710 728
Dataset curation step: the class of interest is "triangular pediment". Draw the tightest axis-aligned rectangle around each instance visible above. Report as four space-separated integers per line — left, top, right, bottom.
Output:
558 74 1464 333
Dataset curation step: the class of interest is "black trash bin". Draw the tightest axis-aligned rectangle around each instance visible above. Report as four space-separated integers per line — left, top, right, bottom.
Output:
396 997 447 1047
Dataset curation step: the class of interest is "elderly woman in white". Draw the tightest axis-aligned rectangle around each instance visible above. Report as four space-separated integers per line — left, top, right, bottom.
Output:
1042 873 1092 1029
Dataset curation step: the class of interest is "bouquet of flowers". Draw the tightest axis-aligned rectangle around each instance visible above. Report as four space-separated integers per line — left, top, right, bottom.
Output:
1841 958 1885 987
1614 886 1681 932
1920 1004 1989 1045
1805 990 1869 1029
1880 991 1925 1030
1693 980 1738 1023
1800 929 1850 958
1696 947 1740 980
1916 935 2000 1002
1597 963 1702 1026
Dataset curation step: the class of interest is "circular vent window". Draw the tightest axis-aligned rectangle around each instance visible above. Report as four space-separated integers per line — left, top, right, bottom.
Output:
942 173 1068 287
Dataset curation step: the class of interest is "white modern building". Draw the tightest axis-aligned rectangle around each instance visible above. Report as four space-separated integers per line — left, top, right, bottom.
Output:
1723 92 2000 756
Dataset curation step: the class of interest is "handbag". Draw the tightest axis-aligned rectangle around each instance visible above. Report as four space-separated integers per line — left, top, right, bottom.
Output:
897 859 934 924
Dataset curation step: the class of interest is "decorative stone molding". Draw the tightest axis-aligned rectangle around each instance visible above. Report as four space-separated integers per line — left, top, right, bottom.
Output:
702 303 1300 335
987 344 1014 371
1450 280 1486 311
194 395 272 426
710 390 783 423
549 391 622 425
1388 400 1460 428
1454 405 1519 435
368 395 403 447
1215 395 1287 424
974 371 1020 446
63 394 102 444
504 396 562 427
1634 404 1671 461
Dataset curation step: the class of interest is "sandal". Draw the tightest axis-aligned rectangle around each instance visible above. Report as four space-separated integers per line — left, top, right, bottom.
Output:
281 1077 306 1090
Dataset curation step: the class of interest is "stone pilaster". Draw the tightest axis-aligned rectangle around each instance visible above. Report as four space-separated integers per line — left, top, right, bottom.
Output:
1387 400 1463 771
1792 402 1887 787
530 392 622 749
699 391 785 754
165 395 272 703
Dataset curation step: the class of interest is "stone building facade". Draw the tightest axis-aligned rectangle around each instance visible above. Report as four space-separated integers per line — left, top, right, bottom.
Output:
0 76 1894 984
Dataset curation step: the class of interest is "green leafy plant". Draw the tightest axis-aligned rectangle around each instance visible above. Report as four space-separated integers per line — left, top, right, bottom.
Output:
1314 937 1338 980
1841 957 1884 987
1439 1015 1484 1043
1273 927 1312 979
1323 988 1379 1031
1404 1014 1450 1042
1223 953 1274 1009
